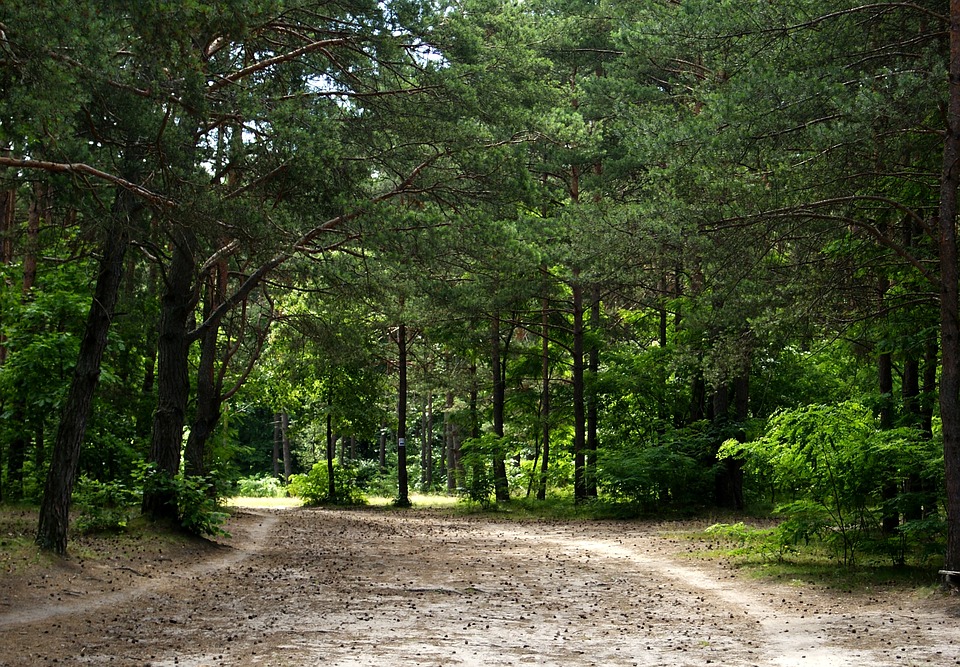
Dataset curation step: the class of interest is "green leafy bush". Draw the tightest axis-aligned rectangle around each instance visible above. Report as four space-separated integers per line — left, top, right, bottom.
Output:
598 427 714 512
288 461 366 506
235 474 286 498
73 475 138 533
175 474 231 537
458 435 507 508
138 464 230 537
721 402 943 566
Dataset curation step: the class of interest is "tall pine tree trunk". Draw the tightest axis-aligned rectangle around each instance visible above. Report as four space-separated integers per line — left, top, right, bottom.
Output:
184 259 228 479
586 285 600 498
939 0 960 572
143 230 197 522
327 411 335 501
490 314 510 503
36 189 132 554
396 323 410 506
538 296 551 501
445 391 456 493
572 276 587 502
273 413 281 478
281 412 292 483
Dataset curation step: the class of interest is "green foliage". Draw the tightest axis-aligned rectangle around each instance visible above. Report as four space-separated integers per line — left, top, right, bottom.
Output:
458 434 511 509
234 474 286 499
722 403 943 566
288 462 366 506
174 474 231 538
598 426 715 512
138 465 230 538
72 475 138 534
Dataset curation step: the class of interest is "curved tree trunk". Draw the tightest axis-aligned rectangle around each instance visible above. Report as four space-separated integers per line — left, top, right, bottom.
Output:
36 191 132 554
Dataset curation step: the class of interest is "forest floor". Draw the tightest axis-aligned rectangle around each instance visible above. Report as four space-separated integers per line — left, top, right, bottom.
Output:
1 503 959 667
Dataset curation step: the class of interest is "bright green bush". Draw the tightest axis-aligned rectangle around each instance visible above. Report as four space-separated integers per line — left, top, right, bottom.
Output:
235 474 286 498
73 475 138 533
721 402 943 566
598 425 715 511
288 461 366 506
138 464 230 537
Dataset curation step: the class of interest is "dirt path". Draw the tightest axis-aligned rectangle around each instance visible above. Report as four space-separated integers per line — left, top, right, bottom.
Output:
1 507 958 666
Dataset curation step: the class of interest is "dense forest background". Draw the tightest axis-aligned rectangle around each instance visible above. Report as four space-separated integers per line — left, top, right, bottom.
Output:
2 0 960 569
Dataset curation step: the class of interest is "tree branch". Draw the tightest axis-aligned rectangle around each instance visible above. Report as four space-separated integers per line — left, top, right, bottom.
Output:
0 156 173 207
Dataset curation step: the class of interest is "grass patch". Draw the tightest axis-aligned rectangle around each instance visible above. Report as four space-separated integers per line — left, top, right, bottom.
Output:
366 493 460 509
684 520 944 593
226 496 303 509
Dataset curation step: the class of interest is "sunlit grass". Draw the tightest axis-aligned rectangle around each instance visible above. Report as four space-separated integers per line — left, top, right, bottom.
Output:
226 496 304 509
366 493 460 508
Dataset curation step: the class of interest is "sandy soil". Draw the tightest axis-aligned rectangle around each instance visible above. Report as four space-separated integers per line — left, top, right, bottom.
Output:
1 506 959 666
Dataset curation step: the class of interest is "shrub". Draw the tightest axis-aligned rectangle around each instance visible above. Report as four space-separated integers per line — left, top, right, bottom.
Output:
235 474 286 498
138 464 230 537
721 402 942 566
288 461 365 506
175 473 231 537
73 475 138 533
598 430 714 512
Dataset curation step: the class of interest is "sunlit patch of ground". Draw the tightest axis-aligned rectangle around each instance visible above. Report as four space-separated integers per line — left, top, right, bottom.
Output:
366 493 460 508
226 496 304 509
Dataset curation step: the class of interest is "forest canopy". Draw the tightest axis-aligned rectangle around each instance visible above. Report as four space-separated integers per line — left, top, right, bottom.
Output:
1 0 960 570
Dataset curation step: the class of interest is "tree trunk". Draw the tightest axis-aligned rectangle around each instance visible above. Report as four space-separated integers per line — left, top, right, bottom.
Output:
327 412 335 501
490 314 510 502
939 0 960 572
445 391 456 493
281 412 292 483
143 230 198 522
586 285 600 498
183 323 219 479
423 391 433 489
184 258 228 479
273 413 281 478
0 176 13 373
879 350 900 534
379 421 387 474
730 373 748 511
572 277 587 502
36 191 131 554
538 297 551 501
8 187 45 500
396 323 410 506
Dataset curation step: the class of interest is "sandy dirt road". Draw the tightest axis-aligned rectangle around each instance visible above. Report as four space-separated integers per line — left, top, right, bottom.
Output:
1 507 959 666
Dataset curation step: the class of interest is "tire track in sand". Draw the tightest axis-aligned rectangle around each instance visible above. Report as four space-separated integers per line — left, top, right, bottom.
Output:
0 509 278 630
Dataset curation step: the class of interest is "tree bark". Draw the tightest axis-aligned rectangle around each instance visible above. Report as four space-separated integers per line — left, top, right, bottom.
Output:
538 296 551 501
572 277 587 502
36 191 132 554
379 421 387 474
423 391 433 489
281 412 292 483
586 285 600 498
939 0 960 572
143 229 198 522
445 391 456 492
490 314 510 503
396 323 410 506
183 321 220 479
273 413 281 478
327 411 335 501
